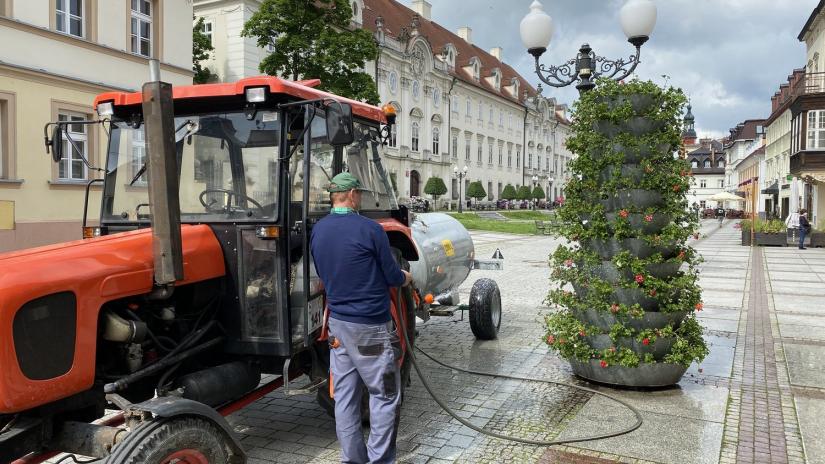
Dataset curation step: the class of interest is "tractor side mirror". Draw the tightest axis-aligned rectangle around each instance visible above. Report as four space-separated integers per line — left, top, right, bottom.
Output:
326 102 354 146
50 125 63 163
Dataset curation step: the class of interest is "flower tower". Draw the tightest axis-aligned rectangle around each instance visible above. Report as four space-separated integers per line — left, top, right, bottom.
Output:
545 79 708 387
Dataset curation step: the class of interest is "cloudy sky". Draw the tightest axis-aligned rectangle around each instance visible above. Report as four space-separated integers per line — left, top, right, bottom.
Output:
400 0 818 139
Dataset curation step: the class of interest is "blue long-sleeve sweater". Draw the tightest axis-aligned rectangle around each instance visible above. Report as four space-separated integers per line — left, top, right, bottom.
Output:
310 213 406 324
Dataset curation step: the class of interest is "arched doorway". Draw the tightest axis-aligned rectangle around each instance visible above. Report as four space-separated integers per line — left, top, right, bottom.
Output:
410 170 421 197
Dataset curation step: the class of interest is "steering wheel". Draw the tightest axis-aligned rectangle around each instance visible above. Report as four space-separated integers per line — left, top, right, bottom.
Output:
199 188 265 216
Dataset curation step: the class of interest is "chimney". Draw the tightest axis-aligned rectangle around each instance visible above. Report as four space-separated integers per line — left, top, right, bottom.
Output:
490 47 503 61
411 0 432 20
457 27 472 45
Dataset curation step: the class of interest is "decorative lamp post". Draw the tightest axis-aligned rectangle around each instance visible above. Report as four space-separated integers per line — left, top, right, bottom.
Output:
454 165 469 213
532 175 539 209
520 0 657 93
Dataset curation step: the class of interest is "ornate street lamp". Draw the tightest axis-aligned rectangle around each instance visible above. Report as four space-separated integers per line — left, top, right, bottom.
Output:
520 0 657 93
454 165 469 213
531 175 539 210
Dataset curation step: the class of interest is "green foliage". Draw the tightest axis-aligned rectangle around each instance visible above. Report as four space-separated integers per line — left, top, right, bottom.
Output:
752 218 785 234
516 185 532 200
424 177 448 199
241 0 380 104
544 78 706 371
500 211 550 220
447 213 537 235
193 17 216 84
466 181 486 200
531 185 546 200
501 184 517 200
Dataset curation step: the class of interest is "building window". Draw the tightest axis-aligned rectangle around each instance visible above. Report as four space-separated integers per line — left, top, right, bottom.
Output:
691 160 698 168
57 111 89 180
466 98 471 116
478 102 483 121
465 138 471 161
451 135 458 159
388 71 398 94
432 88 441 108
499 110 504 127
0 92 16 180
201 20 213 46
131 0 152 57
488 143 493 164
509 113 513 129
352 2 358 16
432 127 440 154
808 110 825 150
700 200 706 209
489 107 494 124
56 0 83 37
537 155 542 171
412 80 421 100
411 122 419 152
700 179 707 188
717 160 724 168
498 145 503 165
528 153 532 169
452 96 459 114
718 180 724 188
130 128 147 185
703 159 711 168
388 124 397 148
477 143 482 163
516 150 521 168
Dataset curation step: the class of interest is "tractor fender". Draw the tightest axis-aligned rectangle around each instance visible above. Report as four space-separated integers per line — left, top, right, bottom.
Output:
124 396 246 462
376 218 419 262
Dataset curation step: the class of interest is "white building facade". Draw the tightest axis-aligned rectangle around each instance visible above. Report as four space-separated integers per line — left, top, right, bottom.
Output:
193 0 573 207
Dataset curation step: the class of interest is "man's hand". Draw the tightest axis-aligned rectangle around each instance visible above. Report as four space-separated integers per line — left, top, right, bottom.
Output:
401 270 413 287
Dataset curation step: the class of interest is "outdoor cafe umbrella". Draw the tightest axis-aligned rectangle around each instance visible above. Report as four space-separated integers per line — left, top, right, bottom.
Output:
707 191 746 203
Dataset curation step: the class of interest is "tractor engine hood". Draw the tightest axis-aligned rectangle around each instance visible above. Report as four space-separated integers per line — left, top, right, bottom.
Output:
0 225 225 414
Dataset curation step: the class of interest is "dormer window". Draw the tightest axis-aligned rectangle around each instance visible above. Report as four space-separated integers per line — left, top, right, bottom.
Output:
492 68 501 90
443 43 457 68
469 57 481 81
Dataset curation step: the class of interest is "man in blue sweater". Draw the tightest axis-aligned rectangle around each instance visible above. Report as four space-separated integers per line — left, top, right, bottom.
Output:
310 172 411 464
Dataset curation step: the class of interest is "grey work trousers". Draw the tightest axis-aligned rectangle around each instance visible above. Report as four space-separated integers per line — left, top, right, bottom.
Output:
328 317 401 464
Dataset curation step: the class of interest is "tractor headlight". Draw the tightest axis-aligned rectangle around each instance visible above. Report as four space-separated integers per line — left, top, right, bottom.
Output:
245 87 267 103
97 101 114 117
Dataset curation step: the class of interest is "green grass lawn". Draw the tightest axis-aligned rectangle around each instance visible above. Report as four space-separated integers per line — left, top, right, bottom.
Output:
499 210 554 221
447 213 537 235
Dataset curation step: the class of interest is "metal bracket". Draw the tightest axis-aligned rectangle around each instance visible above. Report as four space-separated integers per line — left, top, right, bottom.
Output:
473 259 504 270
282 358 328 396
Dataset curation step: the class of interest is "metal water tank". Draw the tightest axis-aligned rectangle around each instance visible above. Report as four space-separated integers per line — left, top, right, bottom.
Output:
409 213 474 300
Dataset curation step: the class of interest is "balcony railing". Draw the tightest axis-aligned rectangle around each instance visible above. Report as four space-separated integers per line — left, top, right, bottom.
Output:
787 72 825 102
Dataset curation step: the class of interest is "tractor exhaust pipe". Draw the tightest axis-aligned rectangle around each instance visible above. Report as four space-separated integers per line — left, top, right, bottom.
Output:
142 59 183 288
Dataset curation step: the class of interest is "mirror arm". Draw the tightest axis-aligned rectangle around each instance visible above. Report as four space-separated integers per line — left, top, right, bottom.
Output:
281 106 317 162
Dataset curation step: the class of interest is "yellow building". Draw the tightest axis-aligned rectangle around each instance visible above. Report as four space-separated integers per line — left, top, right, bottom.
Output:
0 0 193 252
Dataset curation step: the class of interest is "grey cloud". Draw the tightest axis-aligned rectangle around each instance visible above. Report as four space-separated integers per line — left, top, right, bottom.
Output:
404 0 817 136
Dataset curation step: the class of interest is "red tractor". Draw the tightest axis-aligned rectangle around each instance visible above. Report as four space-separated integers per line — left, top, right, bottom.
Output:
0 71 501 463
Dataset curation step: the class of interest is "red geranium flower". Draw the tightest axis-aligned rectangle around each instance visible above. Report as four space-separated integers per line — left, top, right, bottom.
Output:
600 360 608 368
635 274 645 284
610 304 620 313
546 335 555 344
619 209 629 218
678 251 686 260
695 302 704 311
644 214 654 222
564 259 573 268
642 338 650 346
578 330 586 337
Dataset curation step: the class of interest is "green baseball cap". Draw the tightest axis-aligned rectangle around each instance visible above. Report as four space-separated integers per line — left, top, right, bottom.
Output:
327 172 365 193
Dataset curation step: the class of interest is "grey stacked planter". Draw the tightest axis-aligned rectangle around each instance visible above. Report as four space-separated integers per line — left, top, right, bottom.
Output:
570 96 689 387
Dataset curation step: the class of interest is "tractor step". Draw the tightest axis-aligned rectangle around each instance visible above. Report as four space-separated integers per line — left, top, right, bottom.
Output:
284 377 328 396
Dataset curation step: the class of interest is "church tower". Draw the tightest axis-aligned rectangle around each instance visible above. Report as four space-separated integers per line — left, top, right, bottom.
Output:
681 102 697 147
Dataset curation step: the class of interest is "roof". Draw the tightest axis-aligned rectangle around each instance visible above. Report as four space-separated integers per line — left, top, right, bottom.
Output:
799 0 825 41
727 119 765 143
93 76 386 123
362 0 536 105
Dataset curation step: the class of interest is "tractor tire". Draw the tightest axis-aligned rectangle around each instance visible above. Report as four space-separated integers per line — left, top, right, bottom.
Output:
316 251 417 420
104 416 233 464
469 278 502 340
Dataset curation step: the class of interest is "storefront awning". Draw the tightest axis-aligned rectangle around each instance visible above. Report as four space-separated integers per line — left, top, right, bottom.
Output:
761 181 779 195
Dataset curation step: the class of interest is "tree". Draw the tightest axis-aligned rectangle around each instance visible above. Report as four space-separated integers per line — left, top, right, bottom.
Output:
242 0 380 104
423 177 448 209
193 17 216 84
531 185 546 200
467 181 487 208
517 185 532 201
501 184 517 200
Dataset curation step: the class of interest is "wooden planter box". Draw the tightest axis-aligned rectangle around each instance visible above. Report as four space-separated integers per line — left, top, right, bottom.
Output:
810 232 825 248
754 232 786 247
741 230 752 246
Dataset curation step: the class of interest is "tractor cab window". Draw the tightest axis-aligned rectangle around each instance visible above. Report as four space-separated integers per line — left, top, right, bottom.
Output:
343 122 396 211
103 111 281 223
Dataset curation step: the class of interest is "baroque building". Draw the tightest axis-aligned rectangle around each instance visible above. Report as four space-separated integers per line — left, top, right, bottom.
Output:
193 0 573 207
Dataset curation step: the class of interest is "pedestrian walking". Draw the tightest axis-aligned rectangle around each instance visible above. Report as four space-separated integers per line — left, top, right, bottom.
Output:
310 172 412 464
715 204 725 227
798 209 811 249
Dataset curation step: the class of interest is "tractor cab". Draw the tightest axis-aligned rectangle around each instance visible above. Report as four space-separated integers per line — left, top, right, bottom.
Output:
85 77 406 361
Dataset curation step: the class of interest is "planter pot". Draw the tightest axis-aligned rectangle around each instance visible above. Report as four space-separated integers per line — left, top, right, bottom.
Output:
810 232 825 248
612 287 658 312
589 263 624 283
629 93 657 114
585 261 680 285
569 358 688 388
612 142 671 163
584 334 676 361
585 238 678 260
605 212 671 234
593 120 620 138
645 261 682 279
598 165 645 184
599 189 663 212
621 117 665 136
754 232 786 247
572 309 689 331
741 230 752 246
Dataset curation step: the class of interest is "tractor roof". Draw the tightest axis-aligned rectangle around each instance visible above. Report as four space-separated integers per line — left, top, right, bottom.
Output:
93 76 385 123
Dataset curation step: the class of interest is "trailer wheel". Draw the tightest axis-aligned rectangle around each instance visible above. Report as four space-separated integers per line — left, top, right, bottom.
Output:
469 278 502 340
105 417 232 464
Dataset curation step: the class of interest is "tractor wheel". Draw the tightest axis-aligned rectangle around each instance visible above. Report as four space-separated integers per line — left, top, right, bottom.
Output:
469 278 502 340
316 252 417 420
104 417 233 464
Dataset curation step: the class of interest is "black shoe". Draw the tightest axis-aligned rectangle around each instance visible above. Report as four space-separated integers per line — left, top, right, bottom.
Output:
799 247 807 250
